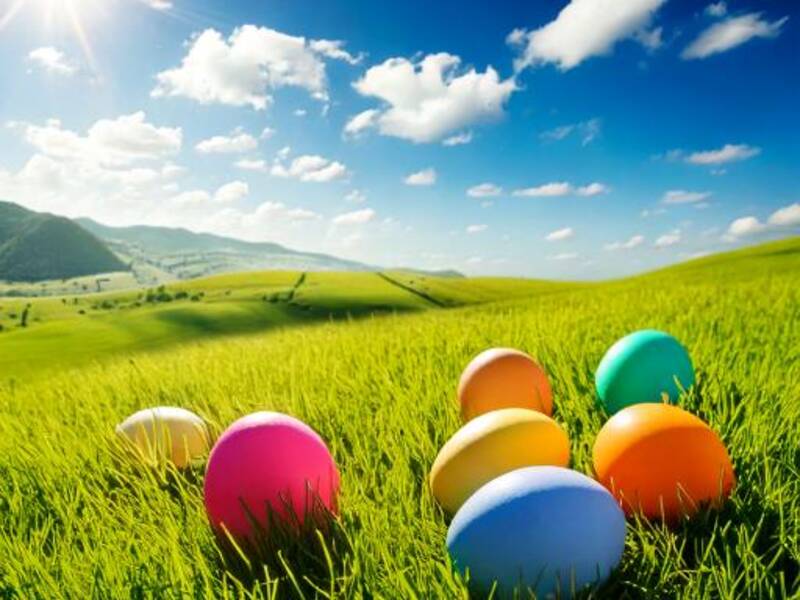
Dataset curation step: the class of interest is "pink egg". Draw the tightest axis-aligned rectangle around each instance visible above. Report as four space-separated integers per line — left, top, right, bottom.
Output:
204 412 340 542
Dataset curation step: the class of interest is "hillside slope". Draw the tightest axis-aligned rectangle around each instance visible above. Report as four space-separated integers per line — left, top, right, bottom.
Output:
77 217 376 278
0 202 127 282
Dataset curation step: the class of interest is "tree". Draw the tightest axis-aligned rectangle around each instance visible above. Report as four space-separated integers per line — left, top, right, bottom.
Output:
20 304 30 328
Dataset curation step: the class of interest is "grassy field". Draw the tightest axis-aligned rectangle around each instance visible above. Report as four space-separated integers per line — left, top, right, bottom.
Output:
0 237 798 598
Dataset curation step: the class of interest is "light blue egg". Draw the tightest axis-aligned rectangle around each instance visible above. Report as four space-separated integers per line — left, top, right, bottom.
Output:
446 466 626 599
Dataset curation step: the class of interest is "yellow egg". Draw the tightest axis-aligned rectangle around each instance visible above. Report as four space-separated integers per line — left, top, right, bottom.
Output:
116 406 209 468
430 408 570 514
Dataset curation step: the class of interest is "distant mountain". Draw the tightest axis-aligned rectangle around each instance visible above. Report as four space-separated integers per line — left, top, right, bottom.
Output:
75 217 376 279
0 202 127 282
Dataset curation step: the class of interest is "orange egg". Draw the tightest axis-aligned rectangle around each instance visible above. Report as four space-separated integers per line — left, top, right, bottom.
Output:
457 348 552 421
593 403 735 521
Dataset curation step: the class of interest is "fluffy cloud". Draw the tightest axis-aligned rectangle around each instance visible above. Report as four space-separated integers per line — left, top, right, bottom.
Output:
28 47 76 76
605 234 644 251
724 203 800 240
466 224 487 234
654 229 682 247
682 13 788 60
404 168 437 186
213 180 249 203
705 2 727 17
234 158 268 172
508 0 666 71
540 118 601 145
442 131 473 146
685 143 761 165
545 227 574 241
152 25 360 109
467 183 502 198
662 190 712 204
271 153 349 182
513 182 571 197
332 208 375 225
17 112 181 168
548 252 578 261
195 131 258 154
308 39 363 65
513 181 608 197
342 109 380 139
348 53 516 143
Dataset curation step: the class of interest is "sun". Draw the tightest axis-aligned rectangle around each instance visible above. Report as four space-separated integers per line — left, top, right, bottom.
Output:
0 0 110 70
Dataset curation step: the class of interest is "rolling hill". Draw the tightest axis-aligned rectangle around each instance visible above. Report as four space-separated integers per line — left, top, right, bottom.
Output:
76 217 378 279
0 201 127 282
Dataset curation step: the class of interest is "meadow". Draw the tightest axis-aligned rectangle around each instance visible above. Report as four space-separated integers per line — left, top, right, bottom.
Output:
0 237 798 598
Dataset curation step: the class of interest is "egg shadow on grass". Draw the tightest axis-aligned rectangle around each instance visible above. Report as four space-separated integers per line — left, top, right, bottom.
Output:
212 491 352 598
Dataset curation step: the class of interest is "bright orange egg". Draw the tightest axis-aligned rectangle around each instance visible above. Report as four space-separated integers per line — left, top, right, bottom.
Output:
593 403 735 521
457 348 552 422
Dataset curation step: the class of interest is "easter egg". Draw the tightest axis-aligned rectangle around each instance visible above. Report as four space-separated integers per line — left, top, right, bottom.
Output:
430 408 569 514
447 466 626 599
458 348 552 421
116 406 209 468
204 412 340 542
593 403 735 521
595 330 695 414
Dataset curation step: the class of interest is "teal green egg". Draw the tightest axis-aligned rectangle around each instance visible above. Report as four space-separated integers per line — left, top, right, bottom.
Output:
595 330 695 414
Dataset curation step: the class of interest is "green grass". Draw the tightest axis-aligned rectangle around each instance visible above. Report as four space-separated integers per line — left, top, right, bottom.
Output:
0 237 799 598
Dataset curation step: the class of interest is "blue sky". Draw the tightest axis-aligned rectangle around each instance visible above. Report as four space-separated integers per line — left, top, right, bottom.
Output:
0 0 797 278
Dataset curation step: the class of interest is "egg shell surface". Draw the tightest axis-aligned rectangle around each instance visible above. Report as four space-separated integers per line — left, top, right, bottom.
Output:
593 403 735 521
430 408 569 514
204 411 340 541
458 348 552 421
116 406 208 468
595 330 695 414
447 466 626 599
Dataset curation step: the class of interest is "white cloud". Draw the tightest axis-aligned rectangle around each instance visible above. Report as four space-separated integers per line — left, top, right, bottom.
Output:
467 182 502 198
234 158 268 172
195 132 258 154
308 39 363 65
293 109 308 117
404 168 436 186
152 26 361 109
213 180 249 203
510 180 608 198
548 252 578 261
19 112 181 167
705 2 727 18
605 234 644 251
767 203 800 227
260 127 275 140
332 208 375 225
654 229 682 247
540 119 602 146
633 26 663 51
286 207 321 221
685 143 761 165
682 13 788 60
726 216 766 238
662 189 712 204
28 47 76 76
442 131 473 146
545 227 574 241
725 203 800 240
349 52 516 143
508 0 666 71
343 109 380 139
576 182 609 197
466 224 487 234
513 182 571 197
271 153 349 182
345 189 367 204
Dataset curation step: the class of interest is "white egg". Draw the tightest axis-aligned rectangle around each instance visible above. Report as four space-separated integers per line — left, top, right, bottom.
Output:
116 406 209 468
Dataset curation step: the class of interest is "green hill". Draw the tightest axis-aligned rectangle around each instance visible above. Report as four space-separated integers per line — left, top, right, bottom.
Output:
0 202 127 282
